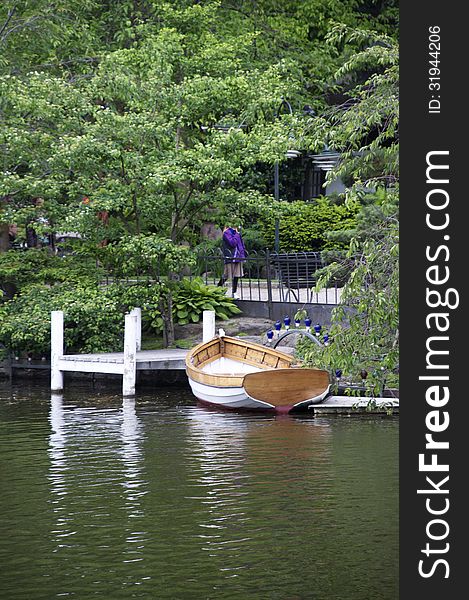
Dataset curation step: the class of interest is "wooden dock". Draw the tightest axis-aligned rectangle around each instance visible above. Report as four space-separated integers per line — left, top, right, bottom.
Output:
58 349 187 373
310 396 399 415
50 308 191 397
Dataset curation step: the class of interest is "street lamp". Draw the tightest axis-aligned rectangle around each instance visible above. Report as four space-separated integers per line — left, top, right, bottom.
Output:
273 100 302 253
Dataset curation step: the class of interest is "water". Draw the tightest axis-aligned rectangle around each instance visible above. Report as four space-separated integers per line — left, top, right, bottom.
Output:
0 381 398 599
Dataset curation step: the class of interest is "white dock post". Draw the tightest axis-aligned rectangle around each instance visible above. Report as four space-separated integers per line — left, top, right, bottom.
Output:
123 312 137 397
202 310 216 343
51 310 64 392
130 307 142 351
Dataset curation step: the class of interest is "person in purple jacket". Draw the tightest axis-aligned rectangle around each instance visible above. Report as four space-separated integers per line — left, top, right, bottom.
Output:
217 225 247 299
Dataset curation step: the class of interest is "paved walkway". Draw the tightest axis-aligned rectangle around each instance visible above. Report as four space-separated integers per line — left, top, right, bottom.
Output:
226 281 343 304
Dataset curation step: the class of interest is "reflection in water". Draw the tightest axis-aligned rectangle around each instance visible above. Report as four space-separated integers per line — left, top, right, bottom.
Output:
186 409 252 558
49 393 67 489
185 409 336 594
48 393 73 548
47 394 150 589
119 399 148 568
0 384 398 600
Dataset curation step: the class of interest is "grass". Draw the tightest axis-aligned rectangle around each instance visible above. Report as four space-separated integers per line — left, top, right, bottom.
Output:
141 331 197 351
173 338 197 349
141 334 164 351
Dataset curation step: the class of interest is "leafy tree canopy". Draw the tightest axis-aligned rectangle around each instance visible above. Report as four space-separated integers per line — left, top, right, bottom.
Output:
1 0 398 247
1 1 400 371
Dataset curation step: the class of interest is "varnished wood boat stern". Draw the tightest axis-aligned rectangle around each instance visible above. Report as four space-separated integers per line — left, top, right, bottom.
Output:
243 368 331 408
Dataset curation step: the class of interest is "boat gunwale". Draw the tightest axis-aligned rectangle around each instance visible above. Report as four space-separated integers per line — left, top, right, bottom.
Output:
185 336 295 388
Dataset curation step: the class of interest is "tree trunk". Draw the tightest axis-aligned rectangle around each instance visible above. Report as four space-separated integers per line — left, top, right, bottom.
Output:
0 223 9 252
26 226 38 247
160 292 175 348
166 293 175 347
0 223 18 298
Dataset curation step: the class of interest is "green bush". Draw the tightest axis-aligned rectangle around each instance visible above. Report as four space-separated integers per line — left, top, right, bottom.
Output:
314 250 353 286
0 249 102 296
239 227 268 253
0 284 124 356
0 277 241 356
103 235 196 279
103 282 164 333
106 278 241 331
261 197 360 252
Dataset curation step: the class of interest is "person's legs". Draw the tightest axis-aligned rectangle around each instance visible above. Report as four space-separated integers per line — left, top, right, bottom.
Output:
231 262 243 298
218 263 230 287
232 277 239 294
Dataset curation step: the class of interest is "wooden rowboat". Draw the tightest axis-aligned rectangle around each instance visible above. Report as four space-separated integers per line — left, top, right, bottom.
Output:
185 335 331 413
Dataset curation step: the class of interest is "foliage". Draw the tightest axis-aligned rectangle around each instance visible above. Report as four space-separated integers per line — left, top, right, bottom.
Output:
1 2 398 250
352 398 396 416
103 281 164 334
312 256 350 287
103 235 195 279
238 227 268 254
102 278 241 332
0 2 400 377
0 275 241 355
297 192 399 394
293 23 399 390
0 4 309 250
301 24 399 188
173 278 241 325
0 284 124 355
261 196 360 252
294 308 308 322
0 249 101 296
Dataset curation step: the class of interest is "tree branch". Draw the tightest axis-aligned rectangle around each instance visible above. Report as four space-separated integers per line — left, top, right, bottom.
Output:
0 6 16 39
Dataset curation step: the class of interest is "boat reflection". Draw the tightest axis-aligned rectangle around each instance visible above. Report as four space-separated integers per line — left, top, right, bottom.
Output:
184 407 333 570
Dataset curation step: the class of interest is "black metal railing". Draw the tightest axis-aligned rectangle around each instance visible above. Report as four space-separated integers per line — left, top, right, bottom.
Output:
101 249 342 307
191 249 342 306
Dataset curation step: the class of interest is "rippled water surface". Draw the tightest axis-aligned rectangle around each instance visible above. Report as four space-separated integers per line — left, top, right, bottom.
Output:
0 381 398 599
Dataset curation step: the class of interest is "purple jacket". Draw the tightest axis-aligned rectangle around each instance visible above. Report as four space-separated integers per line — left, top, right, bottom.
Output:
222 228 246 263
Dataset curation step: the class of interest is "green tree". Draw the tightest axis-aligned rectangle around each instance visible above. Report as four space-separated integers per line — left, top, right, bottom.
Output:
1 2 400 369
1 3 309 252
298 25 399 391
299 190 399 393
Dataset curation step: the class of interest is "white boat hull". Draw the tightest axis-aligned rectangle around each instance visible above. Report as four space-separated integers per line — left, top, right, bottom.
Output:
188 379 275 410
188 378 331 413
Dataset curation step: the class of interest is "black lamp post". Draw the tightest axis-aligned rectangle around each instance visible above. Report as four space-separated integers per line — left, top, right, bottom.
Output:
273 100 303 253
274 160 280 252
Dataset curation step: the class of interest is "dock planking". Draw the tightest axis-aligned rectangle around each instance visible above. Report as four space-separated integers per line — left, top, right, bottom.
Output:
59 349 188 372
310 396 399 415
50 309 189 396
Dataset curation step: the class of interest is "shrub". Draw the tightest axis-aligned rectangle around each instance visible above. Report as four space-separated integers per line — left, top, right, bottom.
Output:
173 278 241 324
105 278 241 331
103 235 196 279
0 277 241 356
314 250 353 286
261 197 360 252
0 249 101 297
0 284 124 356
